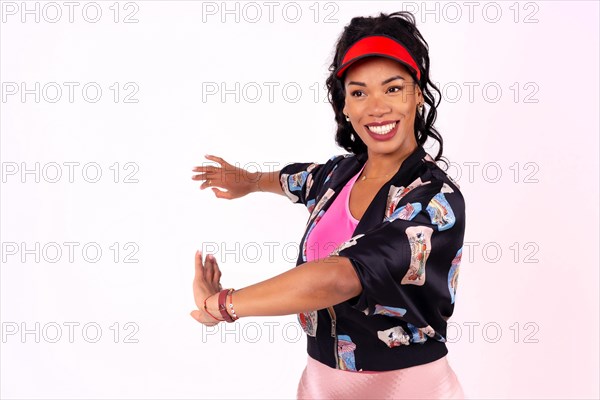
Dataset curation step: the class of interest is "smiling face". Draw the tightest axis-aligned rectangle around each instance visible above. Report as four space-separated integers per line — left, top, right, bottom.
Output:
342 57 423 157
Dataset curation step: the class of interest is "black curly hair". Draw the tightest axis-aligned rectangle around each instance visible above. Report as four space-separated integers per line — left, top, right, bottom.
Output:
326 11 448 169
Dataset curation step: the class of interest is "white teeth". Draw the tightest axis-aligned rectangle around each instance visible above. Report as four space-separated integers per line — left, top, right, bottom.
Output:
367 122 397 135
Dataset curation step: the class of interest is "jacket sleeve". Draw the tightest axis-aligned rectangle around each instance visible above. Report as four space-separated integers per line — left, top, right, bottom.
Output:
332 182 466 341
278 156 340 206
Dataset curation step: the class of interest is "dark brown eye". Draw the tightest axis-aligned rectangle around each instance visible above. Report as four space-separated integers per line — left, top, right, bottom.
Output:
388 86 405 93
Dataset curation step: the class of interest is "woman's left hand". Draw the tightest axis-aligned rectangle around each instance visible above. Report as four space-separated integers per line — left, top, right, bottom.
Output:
190 250 223 326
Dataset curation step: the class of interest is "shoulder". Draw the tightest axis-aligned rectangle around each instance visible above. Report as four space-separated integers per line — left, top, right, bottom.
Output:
315 153 357 178
419 153 466 229
327 152 356 167
421 153 463 196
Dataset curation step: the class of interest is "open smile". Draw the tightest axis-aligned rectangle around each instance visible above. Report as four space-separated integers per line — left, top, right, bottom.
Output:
364 120 400 141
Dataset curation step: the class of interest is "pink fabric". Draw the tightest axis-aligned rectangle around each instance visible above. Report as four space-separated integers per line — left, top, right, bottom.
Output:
305 165 365 262
297 354 466 400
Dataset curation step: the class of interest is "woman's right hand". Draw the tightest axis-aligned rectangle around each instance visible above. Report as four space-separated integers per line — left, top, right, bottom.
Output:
192 155 259 200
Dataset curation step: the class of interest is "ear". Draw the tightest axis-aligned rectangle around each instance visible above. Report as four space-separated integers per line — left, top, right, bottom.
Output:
416 85 424 103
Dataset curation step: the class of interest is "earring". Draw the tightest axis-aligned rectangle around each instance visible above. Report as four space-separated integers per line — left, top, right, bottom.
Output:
345 114 350 122
418 103 424 113
350 133 355 141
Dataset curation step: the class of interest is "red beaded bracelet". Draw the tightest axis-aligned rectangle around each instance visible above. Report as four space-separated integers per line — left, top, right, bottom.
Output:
217 289 235 323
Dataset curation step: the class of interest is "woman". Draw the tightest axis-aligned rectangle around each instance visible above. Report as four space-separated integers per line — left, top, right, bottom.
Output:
191 11 467 400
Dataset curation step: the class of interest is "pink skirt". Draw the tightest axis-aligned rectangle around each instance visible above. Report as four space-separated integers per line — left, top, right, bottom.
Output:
297 354 465 400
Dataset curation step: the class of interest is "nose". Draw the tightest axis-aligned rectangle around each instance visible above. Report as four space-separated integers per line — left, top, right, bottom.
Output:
366 93 392 116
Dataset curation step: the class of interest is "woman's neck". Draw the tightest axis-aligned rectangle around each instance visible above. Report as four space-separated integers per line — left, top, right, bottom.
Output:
361 143 418 180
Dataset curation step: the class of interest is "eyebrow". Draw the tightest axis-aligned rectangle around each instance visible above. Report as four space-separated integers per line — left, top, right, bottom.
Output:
347 75 406 87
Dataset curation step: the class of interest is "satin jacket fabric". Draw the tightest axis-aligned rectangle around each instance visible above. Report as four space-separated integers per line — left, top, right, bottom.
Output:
279 144 466 372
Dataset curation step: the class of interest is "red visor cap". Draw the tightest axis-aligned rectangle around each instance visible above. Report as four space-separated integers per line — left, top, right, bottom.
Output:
335 35 421 82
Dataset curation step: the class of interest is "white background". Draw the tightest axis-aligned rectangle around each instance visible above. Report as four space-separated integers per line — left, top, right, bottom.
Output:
1 1 599 399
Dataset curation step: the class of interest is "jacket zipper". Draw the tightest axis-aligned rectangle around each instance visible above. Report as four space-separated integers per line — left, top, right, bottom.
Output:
326 306 339 369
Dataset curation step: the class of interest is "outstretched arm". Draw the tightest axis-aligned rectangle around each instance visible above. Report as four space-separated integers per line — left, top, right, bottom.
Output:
190 251 362 324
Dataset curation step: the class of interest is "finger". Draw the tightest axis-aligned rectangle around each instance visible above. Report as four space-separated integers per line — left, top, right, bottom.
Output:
205 154 222 164
210 256 221 285
194 174 219 186
200 179 218 190
204 254 215 281
212 187 233 199
205 155 230 168
214 268 222 286
192 165 218 173
191 173 209 181
190 310 203 323
191 310 219 326
194 250 204 279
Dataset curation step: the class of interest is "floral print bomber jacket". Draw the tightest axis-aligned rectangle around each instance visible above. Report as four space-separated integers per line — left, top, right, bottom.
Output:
278 144 466 372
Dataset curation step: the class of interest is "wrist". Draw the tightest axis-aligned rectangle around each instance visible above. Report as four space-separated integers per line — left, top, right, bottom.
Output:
249 171 263 193
204 292 223 322
218 288 240 322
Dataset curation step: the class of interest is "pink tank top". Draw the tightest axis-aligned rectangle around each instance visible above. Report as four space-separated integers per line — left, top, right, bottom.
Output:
305 165 365 262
